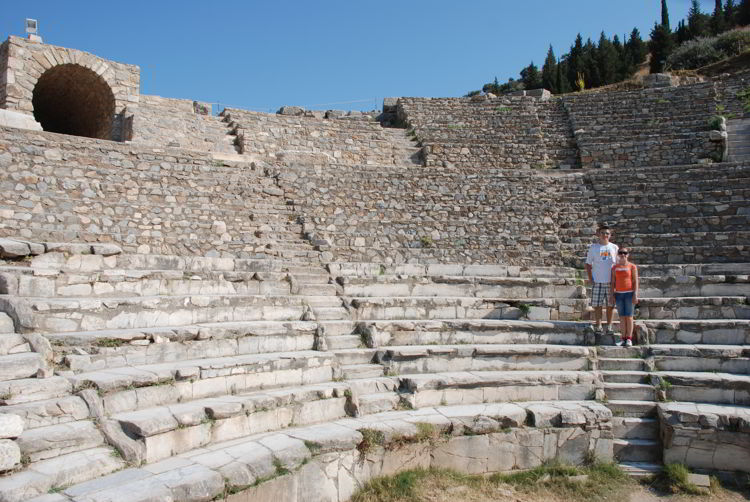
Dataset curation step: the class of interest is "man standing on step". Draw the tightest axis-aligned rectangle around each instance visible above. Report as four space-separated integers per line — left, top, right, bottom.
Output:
585 225 618 343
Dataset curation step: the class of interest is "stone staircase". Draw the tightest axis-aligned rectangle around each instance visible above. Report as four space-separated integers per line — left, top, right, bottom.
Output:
221 108 423 167
726 117 750 163
398 96 579 169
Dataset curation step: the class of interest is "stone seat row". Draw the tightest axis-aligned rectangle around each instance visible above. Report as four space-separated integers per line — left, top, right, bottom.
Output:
1 401 615 502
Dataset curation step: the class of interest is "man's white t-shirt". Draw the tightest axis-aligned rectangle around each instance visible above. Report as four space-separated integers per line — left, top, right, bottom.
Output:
586 242 619 283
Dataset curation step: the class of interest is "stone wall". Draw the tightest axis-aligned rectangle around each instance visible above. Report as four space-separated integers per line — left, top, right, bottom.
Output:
0 36 139 140
223 108 421 166
282 163 595 266
659 402 750 473
397 96 579 169
713 69 750 119
562 83 721 168
0 126 314 260
130 95 236 153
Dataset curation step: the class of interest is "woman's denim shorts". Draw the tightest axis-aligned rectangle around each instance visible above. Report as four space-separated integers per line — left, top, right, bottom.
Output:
615 291 635 317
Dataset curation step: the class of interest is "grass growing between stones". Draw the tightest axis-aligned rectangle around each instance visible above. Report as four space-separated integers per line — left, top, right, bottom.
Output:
350 462 635 502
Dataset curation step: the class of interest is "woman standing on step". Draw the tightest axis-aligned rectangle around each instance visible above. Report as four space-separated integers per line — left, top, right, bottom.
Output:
609 248 639 346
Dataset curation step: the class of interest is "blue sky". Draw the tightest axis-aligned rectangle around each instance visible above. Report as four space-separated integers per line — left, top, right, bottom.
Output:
3 1 716 112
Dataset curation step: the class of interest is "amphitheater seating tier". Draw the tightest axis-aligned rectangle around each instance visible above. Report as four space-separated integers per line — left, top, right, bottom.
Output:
0 75 749 501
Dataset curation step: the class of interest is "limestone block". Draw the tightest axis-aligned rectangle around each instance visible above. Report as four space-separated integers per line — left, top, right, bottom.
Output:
0 109 42 131
0 314 14 334
0 414 24 439
154 464 223 502
0 439 21 471
0 238 30 258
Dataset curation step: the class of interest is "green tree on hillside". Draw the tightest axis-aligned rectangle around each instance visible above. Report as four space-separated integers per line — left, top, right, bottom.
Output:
711 0 726 34
597 32 618 86
626 28 648 65
650 21 675 73
541 46 558 93
687 0 710 38
662 0 671 28
567 34 585 91
725 0 737 27
520 61 542 89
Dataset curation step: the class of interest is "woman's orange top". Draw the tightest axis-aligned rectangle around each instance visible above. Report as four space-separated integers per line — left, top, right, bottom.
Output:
613 263 637 292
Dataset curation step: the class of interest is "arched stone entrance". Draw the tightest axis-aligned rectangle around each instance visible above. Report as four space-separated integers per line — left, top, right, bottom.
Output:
32 63 115 140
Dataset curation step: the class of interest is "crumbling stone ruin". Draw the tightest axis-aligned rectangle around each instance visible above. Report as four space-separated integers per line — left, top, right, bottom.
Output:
0 34 748 502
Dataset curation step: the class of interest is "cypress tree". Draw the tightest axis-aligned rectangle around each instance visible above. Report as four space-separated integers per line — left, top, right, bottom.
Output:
567 34 585 91
711 0 726 33
726 0 737 27
541 45 558 93
596 32 618 86
688 0 709 38
520 61 542 90
650 22 675 73
556 59 571 94
676 20 690 44
582 38 600 88
626 28 648 65
662 0 671 28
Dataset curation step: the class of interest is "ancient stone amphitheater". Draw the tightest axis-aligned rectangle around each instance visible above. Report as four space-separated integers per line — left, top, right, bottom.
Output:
0 35 748 502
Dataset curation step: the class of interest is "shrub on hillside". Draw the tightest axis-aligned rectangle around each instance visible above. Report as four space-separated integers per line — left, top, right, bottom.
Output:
667 29 750 70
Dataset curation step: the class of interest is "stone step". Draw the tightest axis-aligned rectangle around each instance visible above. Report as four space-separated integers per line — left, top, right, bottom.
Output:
347 376 399 395
0 376 72 406
325 335 362 350
650 344 750 374
596 346 647 359
640 275 750 298
400 370 595 408
614 438 661 464
643 319 750 345
2 395 90 430
7 294 345 332
357 392 401 415
340 364 385 380
0 352 45 382
69 350 335 412
341 276 582 299
380 344 593 375
603 383 655 401
330 263 579 279
596 187 750 205
598 358 648 372
369 319 589 347
333 348 378 366
619 462 663 479
637 296 750 320
0 446 125 501
606 400 657 418
600 371 650 384
17 420 104 463
348 296 587 322
613 417 659 440
111 381 350 464
656 371 750 405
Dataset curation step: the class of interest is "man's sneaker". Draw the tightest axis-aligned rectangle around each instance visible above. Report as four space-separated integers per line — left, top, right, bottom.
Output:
625 339 633 347
593 326 603 336
605 326 615 336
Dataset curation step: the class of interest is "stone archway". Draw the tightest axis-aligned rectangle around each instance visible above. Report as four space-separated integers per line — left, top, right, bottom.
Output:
32 63 115 140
